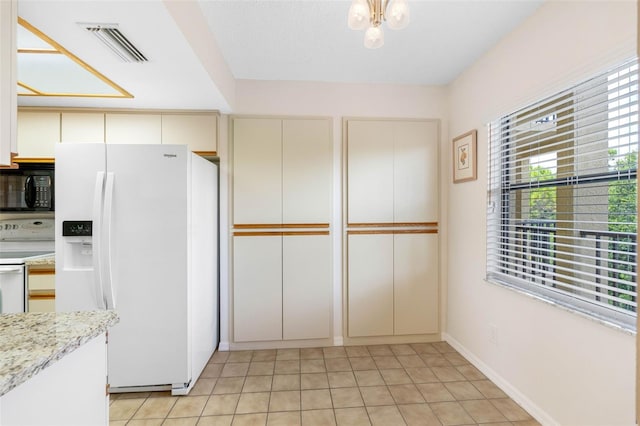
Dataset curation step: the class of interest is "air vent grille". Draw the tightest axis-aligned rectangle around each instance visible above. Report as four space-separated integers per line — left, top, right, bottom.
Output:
83 24 147 63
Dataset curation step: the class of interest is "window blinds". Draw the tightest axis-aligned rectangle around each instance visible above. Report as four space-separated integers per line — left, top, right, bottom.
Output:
487 58 638 329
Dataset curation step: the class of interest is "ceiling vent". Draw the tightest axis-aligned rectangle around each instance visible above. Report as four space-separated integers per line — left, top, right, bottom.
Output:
81 23 148 63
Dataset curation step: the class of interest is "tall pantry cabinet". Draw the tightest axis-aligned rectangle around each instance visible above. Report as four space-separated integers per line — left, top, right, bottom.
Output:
231 117 333 344
345 118 440 340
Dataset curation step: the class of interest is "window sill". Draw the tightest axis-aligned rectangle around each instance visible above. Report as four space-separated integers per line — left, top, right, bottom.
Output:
483 278 637 336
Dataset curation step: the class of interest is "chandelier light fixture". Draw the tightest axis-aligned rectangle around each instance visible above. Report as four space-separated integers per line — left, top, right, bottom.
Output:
348 0 410 49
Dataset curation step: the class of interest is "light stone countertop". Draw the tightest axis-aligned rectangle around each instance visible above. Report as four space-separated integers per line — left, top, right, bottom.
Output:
0 310 119 397
25 254 55 267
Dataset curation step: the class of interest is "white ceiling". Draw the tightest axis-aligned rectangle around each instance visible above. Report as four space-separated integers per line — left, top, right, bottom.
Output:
17 0 544 112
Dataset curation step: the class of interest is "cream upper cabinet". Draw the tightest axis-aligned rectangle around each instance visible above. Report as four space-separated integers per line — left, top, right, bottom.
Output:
61 112 105 143
0 0 16 165
346 120 394 224
161 113 217 153
16 111 60 159
105 113 161 145
393 121 439 223
233 117 332 226
282 119 332 224
347 119 439 224
233 118 283 225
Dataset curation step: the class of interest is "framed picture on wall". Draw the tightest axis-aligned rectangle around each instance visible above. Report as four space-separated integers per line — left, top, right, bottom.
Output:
452 129 477 183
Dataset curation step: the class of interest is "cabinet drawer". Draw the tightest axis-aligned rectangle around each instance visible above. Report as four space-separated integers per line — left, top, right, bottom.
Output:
28 295 55 312
29 271 55 290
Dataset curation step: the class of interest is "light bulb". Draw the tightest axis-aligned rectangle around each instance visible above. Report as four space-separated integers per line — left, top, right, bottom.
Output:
348 0 370 31
386 0 410 30
364 25 384 49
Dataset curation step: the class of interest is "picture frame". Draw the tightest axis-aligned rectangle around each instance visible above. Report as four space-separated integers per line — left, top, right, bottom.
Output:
452 129 477 183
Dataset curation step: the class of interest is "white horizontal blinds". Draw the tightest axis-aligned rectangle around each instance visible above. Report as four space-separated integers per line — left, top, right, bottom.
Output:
487 58 638 328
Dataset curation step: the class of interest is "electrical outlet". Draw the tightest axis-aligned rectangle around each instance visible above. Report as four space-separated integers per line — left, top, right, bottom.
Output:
489 324 498 345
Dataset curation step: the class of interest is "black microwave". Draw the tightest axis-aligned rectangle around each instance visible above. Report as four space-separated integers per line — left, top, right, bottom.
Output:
0 163 54 211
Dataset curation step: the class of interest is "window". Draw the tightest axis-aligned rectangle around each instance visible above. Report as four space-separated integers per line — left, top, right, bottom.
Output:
487 58 638 330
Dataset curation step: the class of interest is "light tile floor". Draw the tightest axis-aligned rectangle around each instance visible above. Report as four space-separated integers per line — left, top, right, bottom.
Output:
109 341 541 426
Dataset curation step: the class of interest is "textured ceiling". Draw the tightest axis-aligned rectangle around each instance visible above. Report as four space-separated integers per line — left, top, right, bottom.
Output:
199 0 544 85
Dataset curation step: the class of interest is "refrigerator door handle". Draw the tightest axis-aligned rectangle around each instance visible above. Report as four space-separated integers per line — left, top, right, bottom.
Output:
92 171 107 310
102 172 116 310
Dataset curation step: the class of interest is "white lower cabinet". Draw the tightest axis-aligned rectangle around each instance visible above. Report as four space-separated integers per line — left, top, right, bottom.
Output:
0 334 108 426
393 233 439 335
233 234 331 343
348 232 439 338
27 269 55 313
282 235 331 340
347 233 394 337
233 235 282 342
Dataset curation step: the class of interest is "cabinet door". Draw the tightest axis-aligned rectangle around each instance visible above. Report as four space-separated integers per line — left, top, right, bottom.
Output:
233 235 282 342
105 113 161 144
282 119 332 224
283 234 331 340
233 118 282 225
346 120 394 224
17 111 60 158
162 113 217 153
394 233 439 335
394 121 439 223
61 112 105 143
347 233 394 337
0 0 16 165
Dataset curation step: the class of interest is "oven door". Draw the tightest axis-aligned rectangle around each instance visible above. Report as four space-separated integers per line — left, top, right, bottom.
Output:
0 264 26 313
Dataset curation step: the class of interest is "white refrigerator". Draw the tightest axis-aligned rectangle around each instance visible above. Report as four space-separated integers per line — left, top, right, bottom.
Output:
55 143 218 395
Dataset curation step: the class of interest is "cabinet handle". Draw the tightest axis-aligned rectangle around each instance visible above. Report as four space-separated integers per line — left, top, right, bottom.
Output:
234 231 330 237
234 223 330 229
347 229 438 235
0 266 23 274
347 222 438 228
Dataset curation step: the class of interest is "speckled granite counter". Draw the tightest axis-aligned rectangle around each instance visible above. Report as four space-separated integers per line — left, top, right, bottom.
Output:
25 254 55 267
0 310 119 397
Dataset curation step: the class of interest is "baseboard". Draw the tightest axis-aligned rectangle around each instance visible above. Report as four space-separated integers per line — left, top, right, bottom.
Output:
333 335 344 346
218 341 230 352
442 332 557 426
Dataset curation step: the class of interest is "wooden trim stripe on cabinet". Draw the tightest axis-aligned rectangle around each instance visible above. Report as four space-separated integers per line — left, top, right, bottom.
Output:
347 229 438 235
28 269 55 275
14 157 54 163
347 222 438 228
28 290 55 300
233 231 330 237
193 151 217 157
234 223 330 229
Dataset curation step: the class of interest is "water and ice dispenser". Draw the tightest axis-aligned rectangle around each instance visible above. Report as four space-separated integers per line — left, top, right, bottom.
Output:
61 221 93 269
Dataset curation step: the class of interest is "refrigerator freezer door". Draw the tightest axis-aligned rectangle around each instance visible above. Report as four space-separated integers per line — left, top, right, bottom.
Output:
105 144 190 389
56 143 106 312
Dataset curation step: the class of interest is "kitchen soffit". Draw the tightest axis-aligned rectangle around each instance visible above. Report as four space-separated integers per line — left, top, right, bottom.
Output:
17 17 132 99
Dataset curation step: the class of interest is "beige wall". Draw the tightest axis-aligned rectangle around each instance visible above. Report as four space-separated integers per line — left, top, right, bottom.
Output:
447 1 636 425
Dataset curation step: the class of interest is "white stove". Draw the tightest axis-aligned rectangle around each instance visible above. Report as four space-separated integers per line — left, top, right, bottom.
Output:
0 218 54 313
